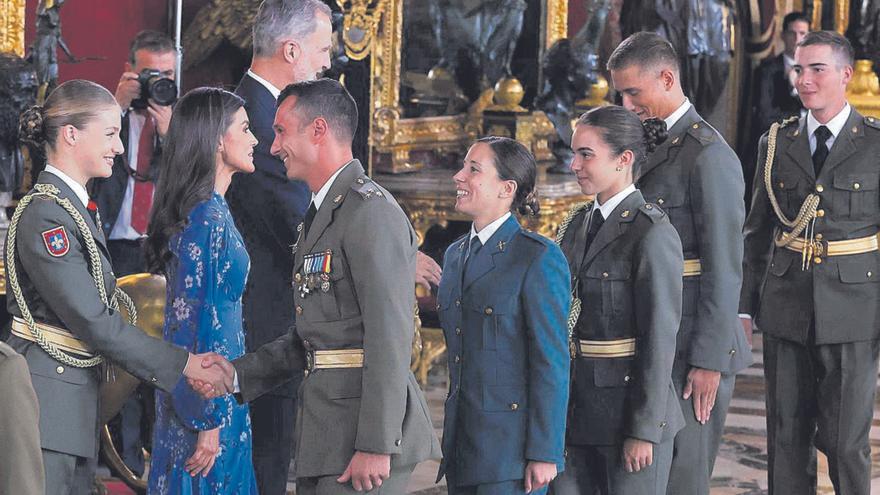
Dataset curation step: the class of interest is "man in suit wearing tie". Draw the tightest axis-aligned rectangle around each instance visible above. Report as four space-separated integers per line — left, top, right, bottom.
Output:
608 32 751 495
741 31 880 495
90 29 177 476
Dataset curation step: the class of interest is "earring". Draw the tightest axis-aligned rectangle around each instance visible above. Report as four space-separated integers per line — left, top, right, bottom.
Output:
615 166 623 172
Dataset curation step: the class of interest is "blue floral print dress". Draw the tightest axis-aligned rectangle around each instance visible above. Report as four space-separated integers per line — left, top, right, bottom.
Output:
147 193 257 494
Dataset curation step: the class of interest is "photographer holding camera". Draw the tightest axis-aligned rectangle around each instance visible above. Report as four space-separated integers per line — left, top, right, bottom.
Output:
89 29 178 477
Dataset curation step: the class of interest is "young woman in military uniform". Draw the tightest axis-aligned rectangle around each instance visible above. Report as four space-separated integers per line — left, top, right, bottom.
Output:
437 136 571 494
9 79 225 494
550 106 684 495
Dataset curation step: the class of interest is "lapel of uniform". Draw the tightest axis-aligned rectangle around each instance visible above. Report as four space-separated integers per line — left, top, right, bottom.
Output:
638 107 696 180
819 108 862 178
581 190 641 267
463 215 519 291
782 118 815 180
295 161 361 272
39 171 111 259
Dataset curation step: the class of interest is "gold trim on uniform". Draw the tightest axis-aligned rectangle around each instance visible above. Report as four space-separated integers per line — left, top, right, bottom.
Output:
683 259 702 277
11 317 95 358
578 338 636 358
779 233 879 257
307 348 365 370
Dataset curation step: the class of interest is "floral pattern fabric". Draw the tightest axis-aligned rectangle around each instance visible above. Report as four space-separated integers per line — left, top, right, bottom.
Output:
148 193 257 494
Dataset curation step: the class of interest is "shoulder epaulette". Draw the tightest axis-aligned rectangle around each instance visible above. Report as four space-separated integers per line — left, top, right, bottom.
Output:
637 202 666 223
865 115 880 131
520 229 551 246
555 200 592 245
685 121 718 145
350 175 384 200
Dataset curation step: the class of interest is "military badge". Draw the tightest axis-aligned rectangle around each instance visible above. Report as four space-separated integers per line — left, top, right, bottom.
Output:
42 226 70 257
300 250 333 297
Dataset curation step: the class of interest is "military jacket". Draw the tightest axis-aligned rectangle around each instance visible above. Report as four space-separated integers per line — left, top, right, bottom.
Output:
4 171 188 458
741 109 880 344
234 160 440 478
637 106 751 373
559 190 685 446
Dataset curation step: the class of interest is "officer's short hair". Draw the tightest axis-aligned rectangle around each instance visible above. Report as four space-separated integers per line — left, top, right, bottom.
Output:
128 30 176 64
782 12 810 33
277 78 358 144
607 32 680 74
798 30 854 68
253 0 332 58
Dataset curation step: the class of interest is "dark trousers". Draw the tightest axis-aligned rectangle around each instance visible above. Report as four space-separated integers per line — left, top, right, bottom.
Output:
665 358 735 495
764 334 879 495
551 442 673 495
296 464 414 495
251 382 300 494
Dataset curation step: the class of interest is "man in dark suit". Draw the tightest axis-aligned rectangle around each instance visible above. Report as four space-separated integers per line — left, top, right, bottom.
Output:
226 1 333 492
608 32 751 495
89 29 177 476
741 31 880 495
745 12 810 203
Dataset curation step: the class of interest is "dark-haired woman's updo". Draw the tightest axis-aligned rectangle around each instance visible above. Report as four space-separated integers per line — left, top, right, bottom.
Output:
476 136 540 216
18 79 118 153
575 106 668 177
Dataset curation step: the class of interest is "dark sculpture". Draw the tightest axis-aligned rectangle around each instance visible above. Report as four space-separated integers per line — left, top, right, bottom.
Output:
29 0 75 100
0 54 38 221
427 0 528 101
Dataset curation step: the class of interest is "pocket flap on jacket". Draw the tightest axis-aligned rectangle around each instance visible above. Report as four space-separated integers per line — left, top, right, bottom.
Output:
833 173 879 191
26 345 89 385
584 262 631 280
592 359 634 388
768 253 794 277
838 258 880 284
482 385 526 412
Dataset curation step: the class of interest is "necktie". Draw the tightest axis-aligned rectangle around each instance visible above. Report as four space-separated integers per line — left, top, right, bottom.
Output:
131 112 156 234
302 202 318 239
812 125 832 176
463 236 483 285
585 207 604 251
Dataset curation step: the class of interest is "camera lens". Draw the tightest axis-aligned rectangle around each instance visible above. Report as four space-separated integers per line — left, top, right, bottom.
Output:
148 77 177 106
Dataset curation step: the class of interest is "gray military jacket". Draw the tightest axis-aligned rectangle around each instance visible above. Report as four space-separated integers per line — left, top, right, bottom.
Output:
0 341 44 495
637 106 752 373
741 109 880 344
234 160 440 478
5 171 188 458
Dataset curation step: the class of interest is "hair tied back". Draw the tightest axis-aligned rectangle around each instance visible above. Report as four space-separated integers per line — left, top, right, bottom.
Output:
642 117 668 152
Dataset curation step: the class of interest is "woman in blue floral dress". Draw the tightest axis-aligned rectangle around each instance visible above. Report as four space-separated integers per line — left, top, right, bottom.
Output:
144 87 258 494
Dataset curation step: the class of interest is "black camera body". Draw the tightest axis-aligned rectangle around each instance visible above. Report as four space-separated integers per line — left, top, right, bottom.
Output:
131 69 177 109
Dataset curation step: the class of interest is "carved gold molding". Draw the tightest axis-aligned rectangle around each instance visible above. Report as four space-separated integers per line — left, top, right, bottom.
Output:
544 0 568 50
0 0 26 56
810 0 849 33
335 0 387 61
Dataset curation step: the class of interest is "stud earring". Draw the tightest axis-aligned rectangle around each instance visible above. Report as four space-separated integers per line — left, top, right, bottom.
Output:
615 166 623 172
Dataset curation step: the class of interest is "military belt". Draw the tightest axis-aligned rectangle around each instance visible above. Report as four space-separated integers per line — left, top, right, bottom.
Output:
779 233 879 258
11 317 96 358
306 348 364 371
578 338 636 358
683 259 701 277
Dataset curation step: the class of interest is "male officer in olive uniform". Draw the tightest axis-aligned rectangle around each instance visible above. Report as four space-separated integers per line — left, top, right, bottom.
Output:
608 32 752 495
741 31 880 495
197 79 440 494
0 341 44 495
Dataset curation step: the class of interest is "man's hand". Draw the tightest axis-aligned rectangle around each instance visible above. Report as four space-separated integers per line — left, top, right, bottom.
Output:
147 100 173 138
184 352 234 398
682 367 721 424
740 316 753 347
185 427 220 477
336 451 391 492
415 251 441 291
622 437 653 473
115 71 141 110
523 461 557 493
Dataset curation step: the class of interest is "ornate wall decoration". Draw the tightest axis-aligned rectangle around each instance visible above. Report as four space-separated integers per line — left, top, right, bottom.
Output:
0 0 25 56
335 0 386 60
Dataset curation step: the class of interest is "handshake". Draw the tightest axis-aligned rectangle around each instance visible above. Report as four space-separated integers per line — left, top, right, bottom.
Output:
183 352 238 399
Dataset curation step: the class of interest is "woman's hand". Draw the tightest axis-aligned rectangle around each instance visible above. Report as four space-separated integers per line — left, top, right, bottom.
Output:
622 437 653 473
185 427 220 477
524 460 557 493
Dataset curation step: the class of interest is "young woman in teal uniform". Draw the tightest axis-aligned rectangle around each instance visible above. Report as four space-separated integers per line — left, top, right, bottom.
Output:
437 136 571 494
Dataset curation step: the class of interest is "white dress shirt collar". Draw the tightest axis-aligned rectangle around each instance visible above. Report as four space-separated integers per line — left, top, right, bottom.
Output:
783 53 796 72
469 212 512 246
807 103 851 142
595 184 637 220
44 164 89 208
312 161 353 210
664 98 692 131
247 69 281 100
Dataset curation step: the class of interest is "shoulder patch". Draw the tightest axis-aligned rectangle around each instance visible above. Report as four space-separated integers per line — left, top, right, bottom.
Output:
685 120 718 145
637 203 666 223
351 175 385 200
865 115 880 131
42 226 70 257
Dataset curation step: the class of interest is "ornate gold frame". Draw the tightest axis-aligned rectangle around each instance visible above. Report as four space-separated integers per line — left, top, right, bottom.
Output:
338 0 569 174
0 0 26 57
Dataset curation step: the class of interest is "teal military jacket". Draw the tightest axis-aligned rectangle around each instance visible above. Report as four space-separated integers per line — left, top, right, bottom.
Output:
233 160 441 478
741 109 880 344
5 171 188 458
638 106 752 373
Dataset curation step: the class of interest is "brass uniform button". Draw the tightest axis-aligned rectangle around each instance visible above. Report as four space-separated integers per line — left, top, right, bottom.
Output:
296 305 303 315
816 184 824 193
455 327 461 335
815 233 823 240
455 299 461 307
623 375 631 383
151 377 158 383
602 272 609 278
56 366 64 374
854 182 861 190
813 257 823 265
692 123 699 129
657 198 665 205
395 439 401 446
485 307 493 315
509 403 519 411
644 204 653 210
778 181 784 188
817 209 825 217
295 273 302 283
868 271 873 278
729 349 736 355
454 355 461 363
660 421 667 428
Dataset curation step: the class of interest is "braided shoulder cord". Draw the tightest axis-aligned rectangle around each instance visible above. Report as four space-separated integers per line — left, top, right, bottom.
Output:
7 183 137 368
556 200 592 358
762 118 820 248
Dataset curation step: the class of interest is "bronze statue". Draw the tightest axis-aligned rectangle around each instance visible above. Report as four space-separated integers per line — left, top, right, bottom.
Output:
29 0 75 101
0 54 38 222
